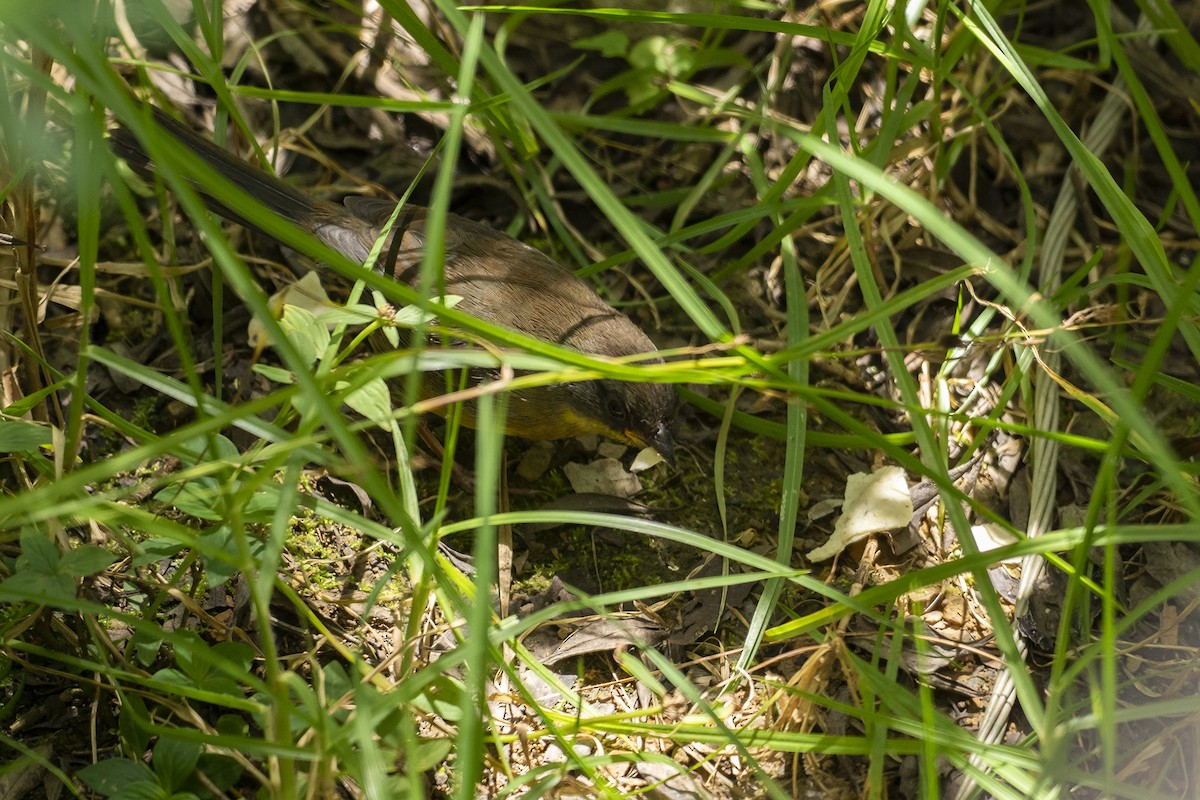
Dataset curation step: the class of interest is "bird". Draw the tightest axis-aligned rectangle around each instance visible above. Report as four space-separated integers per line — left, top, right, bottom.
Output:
109 107 677 463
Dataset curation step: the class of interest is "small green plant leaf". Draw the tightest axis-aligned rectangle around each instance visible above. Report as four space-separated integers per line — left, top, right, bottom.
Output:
131 628 165 667
167 634 254 699
193 753 244 793
252 363 295 384
76 759 158 797
210 641 256 674
215 713 249 737
318 304 380 325
410 675 465 722
119 692 152 757
150 668 191 689
152 735 202 793
156 478 224 521
407 736 453 773
628 35 667 70
131 538 186 567
574 30 630 58
0 530 75 603
321 662 353 697
361 292 462 331
0 419 52 452
279 304 331 366
2 377 70 417
0 570 72 601
340 375 394 430
198 525 240 588
16 530 59 573
628 35 696 76
60 545 117 577
241 486 281 523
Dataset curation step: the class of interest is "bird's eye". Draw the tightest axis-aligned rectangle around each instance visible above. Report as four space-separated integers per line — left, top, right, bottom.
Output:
606 397 627 422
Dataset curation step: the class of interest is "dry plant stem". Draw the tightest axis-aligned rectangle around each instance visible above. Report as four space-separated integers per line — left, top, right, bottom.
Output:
0 246 19 411
9 48 55 424
497 461 512 620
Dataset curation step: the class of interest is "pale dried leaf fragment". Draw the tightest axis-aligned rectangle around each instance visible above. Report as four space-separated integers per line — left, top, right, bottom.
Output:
630 446 665 472
545 615 665 664
807 465 913 561
563 457 642 498
969 523 1021 564
637 760 713 800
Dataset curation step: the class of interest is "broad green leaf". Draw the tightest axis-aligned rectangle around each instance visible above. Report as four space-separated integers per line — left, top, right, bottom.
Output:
60 545 118 577
151 736 202 793
341 376 394 430
76 759 158 796
0 419 52 452
278 304 331 367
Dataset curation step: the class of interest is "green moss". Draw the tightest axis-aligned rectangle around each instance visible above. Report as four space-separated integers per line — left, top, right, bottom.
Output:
285 507 364 592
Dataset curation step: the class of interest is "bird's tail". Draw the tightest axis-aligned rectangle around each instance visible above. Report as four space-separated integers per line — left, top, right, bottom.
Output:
109 106 321 230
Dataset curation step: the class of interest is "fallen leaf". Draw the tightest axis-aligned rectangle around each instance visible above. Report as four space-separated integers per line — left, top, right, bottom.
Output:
563 457 642 498
807 465 913 561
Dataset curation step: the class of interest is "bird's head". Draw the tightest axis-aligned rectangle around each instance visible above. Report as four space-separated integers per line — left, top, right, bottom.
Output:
496 375 676 463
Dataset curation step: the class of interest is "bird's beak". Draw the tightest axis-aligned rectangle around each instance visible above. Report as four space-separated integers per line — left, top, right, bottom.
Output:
631 421 675 467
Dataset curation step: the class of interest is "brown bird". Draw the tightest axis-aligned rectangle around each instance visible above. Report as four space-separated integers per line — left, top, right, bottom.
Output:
110 108 676 462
